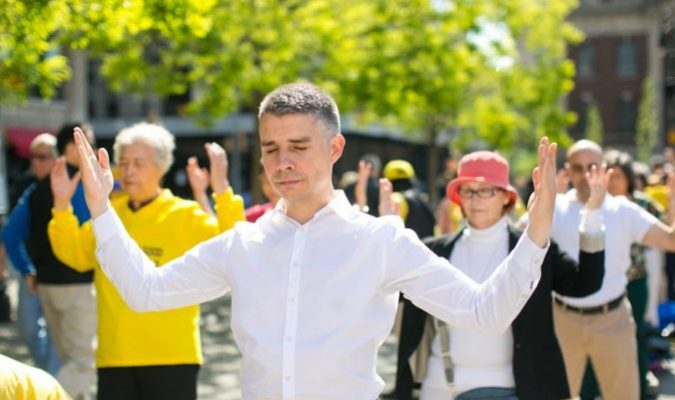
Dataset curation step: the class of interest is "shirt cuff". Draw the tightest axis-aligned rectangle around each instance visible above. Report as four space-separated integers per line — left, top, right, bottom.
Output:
580 209 603 234
51 207 75 221
512 233 548 293
579 209 605 253
212 187 235 202
92 208 125 247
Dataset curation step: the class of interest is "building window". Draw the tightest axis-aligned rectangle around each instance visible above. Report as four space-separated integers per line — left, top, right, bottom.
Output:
163 89 191 117
577 42 595 79
617 38 637 78
617 92 637 135
576 94 593 135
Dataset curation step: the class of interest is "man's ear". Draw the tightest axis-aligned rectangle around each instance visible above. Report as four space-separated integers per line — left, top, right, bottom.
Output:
330 133 346 163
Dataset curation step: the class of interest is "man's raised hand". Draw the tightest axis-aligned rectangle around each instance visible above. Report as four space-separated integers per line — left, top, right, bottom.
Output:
586 165 611 210
378 178 400 217
73 127 113 218
204 142 230 195
50 157 81 210
186 156 210 195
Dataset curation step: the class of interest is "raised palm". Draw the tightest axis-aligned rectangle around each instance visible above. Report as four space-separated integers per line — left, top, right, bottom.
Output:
73 127 114 218
525 137 558 248
586 165 610 210
50 157 81 210
186 156 210 194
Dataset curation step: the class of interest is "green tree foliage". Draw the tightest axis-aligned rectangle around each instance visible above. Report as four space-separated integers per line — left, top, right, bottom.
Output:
334 0 581 185
636 76 657 163
1 0 581 183
585 100 603 145
0 0 70 104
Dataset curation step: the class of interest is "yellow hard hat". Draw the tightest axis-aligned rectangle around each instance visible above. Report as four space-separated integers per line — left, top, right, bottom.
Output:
384 160 415 181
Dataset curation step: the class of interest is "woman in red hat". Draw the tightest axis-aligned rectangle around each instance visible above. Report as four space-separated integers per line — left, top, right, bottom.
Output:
390 150 608 400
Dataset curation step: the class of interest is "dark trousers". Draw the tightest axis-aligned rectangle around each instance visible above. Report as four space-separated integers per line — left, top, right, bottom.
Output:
391 298 427 400
580 277 647 400
97 364 200 400
667 252 675 300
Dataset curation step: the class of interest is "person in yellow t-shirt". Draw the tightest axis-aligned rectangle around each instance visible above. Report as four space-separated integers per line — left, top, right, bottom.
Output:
47 123 245 400
0 354 71 400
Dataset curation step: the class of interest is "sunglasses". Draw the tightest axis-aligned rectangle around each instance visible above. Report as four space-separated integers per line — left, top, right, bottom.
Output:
29 153 55 161
569 163 598 173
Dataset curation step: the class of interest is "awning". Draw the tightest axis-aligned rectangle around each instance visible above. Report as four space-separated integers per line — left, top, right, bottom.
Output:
4 126 56 158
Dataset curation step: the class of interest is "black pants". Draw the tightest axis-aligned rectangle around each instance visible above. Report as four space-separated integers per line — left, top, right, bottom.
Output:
391 298 427 400
97 364 200 400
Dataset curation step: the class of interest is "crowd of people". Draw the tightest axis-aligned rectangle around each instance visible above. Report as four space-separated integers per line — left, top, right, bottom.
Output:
0 82 674 400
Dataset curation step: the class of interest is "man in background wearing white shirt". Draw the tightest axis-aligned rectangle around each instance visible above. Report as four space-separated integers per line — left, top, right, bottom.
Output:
552 139 675 400
71 82 558 400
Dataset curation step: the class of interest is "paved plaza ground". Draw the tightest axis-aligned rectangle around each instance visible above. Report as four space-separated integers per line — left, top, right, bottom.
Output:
4 273 675 399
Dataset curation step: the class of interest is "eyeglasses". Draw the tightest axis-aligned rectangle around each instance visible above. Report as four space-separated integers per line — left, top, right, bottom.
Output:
458 187 503 199
29 153 55 161
569 163 598 173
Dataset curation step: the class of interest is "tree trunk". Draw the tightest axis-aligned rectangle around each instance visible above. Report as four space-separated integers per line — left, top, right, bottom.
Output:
248 93 264 205
426 124 440 207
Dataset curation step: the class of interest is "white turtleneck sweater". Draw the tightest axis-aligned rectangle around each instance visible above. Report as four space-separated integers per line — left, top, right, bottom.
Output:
422 217 514 399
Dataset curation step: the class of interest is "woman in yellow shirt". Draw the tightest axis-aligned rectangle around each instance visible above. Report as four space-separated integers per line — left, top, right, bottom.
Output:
48 123 244 400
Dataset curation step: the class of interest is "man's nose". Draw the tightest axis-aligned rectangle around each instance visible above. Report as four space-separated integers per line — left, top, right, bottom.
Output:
277 150 294 170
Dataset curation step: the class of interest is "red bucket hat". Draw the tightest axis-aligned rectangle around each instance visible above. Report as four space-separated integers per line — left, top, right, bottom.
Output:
446 151 518 205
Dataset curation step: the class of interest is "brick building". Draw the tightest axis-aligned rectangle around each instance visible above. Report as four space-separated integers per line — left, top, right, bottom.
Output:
567 0 675 152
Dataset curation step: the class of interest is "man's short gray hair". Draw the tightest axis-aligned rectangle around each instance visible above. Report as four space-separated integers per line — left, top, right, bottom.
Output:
30 133 57 155
113 123 175 175
258 83 341 137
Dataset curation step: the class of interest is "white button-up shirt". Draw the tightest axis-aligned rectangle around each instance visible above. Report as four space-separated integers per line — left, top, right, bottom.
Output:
552 190 658 307
93 191 547 400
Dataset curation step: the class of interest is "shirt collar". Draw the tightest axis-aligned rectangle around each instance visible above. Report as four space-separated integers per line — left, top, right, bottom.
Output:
564 188 611 208
464 216 509 241
125 189 172 213
321 190 355 221
273 190 356 224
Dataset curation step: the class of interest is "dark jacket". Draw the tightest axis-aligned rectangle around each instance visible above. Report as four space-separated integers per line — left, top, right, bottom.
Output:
400 188 435 239
396 226 604 400
26 166 93 284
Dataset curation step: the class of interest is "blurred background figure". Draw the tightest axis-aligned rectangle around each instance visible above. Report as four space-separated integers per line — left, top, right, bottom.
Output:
345 153 382 216
49 123 245 400
414 149 604 400
244 165 281 222
381 159 437 400
581 150 665 400
1 133 61 375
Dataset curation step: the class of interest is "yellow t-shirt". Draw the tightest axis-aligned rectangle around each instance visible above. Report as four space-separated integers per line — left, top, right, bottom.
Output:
48 189 244 367
0 354 71 400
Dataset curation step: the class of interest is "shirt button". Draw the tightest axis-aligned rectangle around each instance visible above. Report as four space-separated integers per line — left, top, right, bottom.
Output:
288 297 295 303
285 376 291 381
286 336 293 342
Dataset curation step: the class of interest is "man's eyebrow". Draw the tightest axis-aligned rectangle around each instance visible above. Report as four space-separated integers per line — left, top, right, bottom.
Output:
261 136 312 147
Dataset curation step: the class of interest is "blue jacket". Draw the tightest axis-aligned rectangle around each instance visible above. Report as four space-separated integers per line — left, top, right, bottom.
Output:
2 173 90 279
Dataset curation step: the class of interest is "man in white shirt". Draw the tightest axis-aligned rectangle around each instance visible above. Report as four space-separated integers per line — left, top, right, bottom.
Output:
552 139 675 400
71 83 558 400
